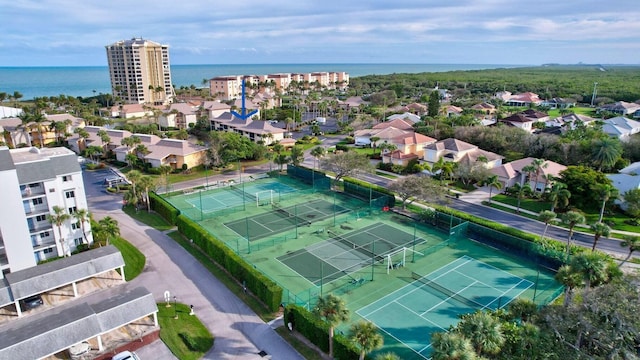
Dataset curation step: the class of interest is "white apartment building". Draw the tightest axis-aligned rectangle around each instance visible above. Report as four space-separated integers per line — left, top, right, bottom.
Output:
0 147 93 277
106 37 174 105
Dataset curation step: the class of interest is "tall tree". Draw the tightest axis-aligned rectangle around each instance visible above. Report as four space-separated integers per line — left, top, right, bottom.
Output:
591 184 618 222
510 183 532 213
319 151 373 183
98 216 120 245
137 175 156 212
555 264 583 307
591 137 622 171
310 146 326 170
72 208 91 244
349 320 384 360
482 175 502 204
388 175 444 209
430 332 477 360
561 211 585 255
570 252 609 291
589 222 610 252
545 182 571 212
313 294 350 358
530 158 548 193
289 146 305 166
428 90 440 117
537 210 557 242
619 235 640 267
47 206 71 257
457 311 505 356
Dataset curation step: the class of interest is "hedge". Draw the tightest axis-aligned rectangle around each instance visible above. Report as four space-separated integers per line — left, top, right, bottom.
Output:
175 214 283 311
343 177 395 208
149 192 180 225
285 304 361 360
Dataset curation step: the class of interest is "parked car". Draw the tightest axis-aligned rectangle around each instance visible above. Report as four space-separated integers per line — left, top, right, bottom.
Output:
20 295 44 311
112 351 140 360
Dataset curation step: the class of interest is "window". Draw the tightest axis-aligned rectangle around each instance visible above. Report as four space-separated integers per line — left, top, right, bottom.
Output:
43 248 53 254
32 198 43 206
71 222 80 230
68 206 77 214
62 175 72 182
74 238 83 246
65 190 75 199
35 215 47 222
40 231 50 239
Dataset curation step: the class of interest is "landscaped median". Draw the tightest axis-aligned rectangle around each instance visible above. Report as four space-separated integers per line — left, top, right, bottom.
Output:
158 302 214 360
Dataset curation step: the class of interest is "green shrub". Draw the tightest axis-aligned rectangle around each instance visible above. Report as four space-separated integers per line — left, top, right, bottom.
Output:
149 192 180 224
335 144 350 152
179 333 202 351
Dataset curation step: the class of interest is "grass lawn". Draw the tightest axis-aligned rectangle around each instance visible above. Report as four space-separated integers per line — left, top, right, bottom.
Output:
123 205 174 231
492 194 551 213
158 302 214 360
375 171 398 179
275 327 324 360
111 236 145 281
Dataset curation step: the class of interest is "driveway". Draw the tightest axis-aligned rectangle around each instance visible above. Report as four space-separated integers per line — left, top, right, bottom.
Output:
83 169 303 360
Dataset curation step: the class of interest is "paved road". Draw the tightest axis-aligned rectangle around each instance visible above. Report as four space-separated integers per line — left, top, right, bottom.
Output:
83 169 304 360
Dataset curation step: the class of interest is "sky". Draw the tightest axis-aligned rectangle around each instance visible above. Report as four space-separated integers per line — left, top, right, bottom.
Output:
1 0 639 67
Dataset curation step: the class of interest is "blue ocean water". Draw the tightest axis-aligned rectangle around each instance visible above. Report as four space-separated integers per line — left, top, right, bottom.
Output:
0 63 521 101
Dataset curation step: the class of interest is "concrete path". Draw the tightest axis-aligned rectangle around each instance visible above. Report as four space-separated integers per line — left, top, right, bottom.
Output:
83 169 304 360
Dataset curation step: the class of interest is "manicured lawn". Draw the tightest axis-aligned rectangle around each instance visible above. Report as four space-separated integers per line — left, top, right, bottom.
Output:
158 302 214 360
492 194 551 213
123 205 174 231
111 236 145 281
375 171 398 179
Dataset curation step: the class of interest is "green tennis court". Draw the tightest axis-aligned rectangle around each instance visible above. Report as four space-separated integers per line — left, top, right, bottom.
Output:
224 199 350 241
277 223 427 286
356 256 534 359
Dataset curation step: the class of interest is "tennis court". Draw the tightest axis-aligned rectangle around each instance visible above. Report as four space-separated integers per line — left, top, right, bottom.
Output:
224 199 350 241
356 256 533 359
169 177 300 215
277 223 426 286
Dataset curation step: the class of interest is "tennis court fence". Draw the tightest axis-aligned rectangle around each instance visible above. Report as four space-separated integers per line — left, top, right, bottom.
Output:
327 229 385 262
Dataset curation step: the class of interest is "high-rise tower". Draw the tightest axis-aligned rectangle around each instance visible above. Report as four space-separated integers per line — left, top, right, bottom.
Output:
105 37 174 105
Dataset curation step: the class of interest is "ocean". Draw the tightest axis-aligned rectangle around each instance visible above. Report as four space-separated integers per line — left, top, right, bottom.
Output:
0 63 522 101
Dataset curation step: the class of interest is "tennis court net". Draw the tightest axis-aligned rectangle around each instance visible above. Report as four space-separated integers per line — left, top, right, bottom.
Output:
412 272 483 309
229 185 256 201
272 203 311 225
328 230 384 262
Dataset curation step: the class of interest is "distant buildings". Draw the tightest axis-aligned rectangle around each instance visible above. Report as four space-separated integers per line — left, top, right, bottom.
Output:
0 146 92 277
105 38 175 105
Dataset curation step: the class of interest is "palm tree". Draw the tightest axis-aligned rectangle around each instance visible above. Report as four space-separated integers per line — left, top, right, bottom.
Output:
137 175 156 212
369 136 381 154
589 222 610 252
72 208 91 244
591 137 622 171
430 332 477 360
555 264 583 307
457 311 505 356
313 294 350 358
47 206 71 256
561 211 585 255
521 164 536 191
374 353 400 360
483 175 502 205
349 320 383 360
507 298 538 323
530 158 548 193
310 146 326 170
570 252 609 292
126 170 142 200
510 183 531 213
592 184 619 222
98 216 120 245
537 210 557 242
545 182 571 212
619 235 640 267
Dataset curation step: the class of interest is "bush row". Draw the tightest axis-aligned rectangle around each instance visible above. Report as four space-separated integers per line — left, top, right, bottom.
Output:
149 192 282 311
285 304 361 360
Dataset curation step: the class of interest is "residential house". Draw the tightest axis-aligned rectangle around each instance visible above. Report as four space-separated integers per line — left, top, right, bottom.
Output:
496 91 542 107
0 106 22 119
443 105 463 118
202 101 232 119
500 109 550 132
601 116 640 140
619 161 640 175
0 114 83 148
544 113 596 130
68 126 132 154
210 113 284 145
598 101 640 116
386 112 421 124
607 173 640 210
107 104 155 119
401 102 428 116
423 138 503 169
471 102 496 117
354 126 411 147
382 132 436 166
490 157 566 191
143 138 207 169
158 103 198 129
540 98 576 109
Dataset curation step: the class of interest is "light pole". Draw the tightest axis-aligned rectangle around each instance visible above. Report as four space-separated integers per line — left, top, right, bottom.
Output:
173 296 178 319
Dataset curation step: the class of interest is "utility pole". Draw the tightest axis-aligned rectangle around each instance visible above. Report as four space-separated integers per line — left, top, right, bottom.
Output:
590 82 598 107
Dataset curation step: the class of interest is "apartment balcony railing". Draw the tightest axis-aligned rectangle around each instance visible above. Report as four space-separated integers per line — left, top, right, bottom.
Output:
32 239 56 250
29 223 53 234
24 205 49 216
22 186 45 198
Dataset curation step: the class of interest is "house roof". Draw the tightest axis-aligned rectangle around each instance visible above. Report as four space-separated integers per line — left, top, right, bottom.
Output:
506 157 567 181
392 132 436 145
490 162 518 179
166 103 198 115
444 105 463 114
521 109 549 119
0 284 156 360
471 102 496 111
373 118 414 131
619 161 640 175
602 116 640 137
144 139 207 161
425 138 477 152
11 148 81 185
202 101 232 111
45 114 84 126
458 148 503 165
607 173 640 195
501 113 534 123
241 120 285 135
386 112 420 123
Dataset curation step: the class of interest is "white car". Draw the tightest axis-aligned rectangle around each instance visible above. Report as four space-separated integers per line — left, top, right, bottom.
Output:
112 351 140 360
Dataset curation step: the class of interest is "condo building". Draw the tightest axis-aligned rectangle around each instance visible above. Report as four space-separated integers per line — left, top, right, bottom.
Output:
106 37 174 105
0 147 92 277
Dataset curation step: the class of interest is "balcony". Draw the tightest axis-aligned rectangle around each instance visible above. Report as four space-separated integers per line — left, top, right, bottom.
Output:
22 185 45 198
32 239 56 250
29 223 53 234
